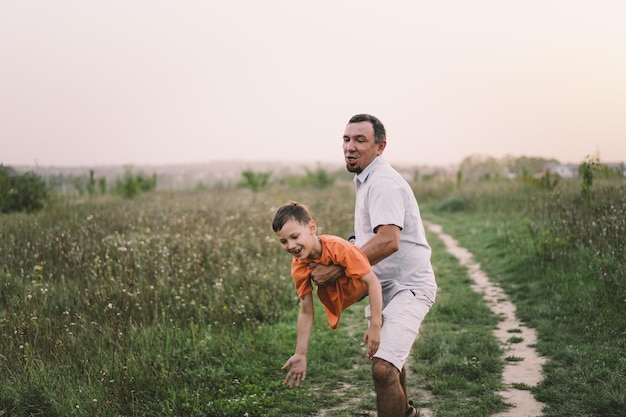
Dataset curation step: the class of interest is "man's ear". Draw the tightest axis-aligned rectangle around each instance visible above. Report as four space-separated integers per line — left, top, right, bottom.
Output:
377 139 387 155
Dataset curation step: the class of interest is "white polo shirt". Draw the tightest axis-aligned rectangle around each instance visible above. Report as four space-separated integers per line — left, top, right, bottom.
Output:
354 156 437 308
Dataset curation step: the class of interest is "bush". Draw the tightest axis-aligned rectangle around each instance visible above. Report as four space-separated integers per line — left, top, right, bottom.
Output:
0 167 49 213
239 170 271 192
114 171 158 198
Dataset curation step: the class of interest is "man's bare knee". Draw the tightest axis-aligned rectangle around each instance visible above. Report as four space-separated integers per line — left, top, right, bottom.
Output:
372 358 399 386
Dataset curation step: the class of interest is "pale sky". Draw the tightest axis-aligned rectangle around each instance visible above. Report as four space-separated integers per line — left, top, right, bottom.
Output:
1 0 625 168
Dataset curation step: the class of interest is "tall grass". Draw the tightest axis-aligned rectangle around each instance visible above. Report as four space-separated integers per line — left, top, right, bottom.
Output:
1 174 624 416
0 185 357 416
424 175 625 416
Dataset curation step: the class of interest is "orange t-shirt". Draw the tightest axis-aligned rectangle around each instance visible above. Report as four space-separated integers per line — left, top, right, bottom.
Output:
291 235 371 329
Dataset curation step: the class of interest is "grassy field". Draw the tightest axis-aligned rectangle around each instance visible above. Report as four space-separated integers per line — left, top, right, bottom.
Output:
0 175 624 416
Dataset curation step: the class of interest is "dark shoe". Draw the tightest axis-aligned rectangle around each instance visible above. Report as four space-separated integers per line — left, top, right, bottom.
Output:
405 401 420 417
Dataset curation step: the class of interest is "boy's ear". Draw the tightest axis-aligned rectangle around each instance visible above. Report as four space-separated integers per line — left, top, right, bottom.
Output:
308 220 317 233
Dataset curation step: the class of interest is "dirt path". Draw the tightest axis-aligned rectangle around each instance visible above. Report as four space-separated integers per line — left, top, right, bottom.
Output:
427 223 546 417
314 223 546 416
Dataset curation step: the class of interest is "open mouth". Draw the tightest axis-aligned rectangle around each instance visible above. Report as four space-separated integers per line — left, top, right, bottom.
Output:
345 157 357 164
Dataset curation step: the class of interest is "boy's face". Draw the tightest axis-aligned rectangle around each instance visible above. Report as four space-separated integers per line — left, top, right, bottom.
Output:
275 218 319 260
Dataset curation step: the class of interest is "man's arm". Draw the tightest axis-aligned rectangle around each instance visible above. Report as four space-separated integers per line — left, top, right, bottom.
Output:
308 262 343 286
359 224 400 265
310 225 400 285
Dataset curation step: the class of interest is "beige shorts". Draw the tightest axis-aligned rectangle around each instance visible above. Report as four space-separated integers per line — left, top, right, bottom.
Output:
365 290 431 371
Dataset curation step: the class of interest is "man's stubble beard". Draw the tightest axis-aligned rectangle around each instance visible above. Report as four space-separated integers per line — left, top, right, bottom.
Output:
346 164 362 174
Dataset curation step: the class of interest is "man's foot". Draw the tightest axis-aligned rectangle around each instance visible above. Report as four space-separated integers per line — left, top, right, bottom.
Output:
405 401 420 417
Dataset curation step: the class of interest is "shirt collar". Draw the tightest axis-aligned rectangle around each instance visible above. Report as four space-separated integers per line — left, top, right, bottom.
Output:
355 156 383 186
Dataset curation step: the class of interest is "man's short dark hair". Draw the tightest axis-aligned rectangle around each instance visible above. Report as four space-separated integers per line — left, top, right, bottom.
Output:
348 114 386 144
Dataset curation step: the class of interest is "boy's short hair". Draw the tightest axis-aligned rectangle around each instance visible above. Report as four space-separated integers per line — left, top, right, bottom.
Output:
272 201 313 232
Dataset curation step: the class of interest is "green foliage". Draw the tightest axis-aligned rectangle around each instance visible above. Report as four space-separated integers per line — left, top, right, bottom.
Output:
578 156 624 200
503 155 559 178
0 186 361 416
0 166 49 213
74 169 108 196
281 167 338 189
239 170 271 192
425 178 626 416
303 167 335 188
521 170 560 190
114 170 157 198
436 196 469 213
1 173 624 416
413 235 506 416
86 169 97 195
579 156 599 200
72 175 86 195
459 154 502 181
98 177 107 194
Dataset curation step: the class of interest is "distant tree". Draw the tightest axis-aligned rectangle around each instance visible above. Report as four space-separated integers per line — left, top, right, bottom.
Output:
502 155 559 178
114 170 158 198
303 168 335 188
239 170 271 192
98 177 107 194
579 156 600 201
459 154 501 181
73 176 86 196
0 166 49 213
86 170 97 196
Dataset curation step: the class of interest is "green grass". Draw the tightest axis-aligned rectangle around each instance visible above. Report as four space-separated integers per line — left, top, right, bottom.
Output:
410 228 507 416
422 177 625 416
1 176 624 416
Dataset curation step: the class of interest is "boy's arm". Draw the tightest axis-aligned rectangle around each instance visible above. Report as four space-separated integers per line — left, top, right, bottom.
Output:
359 271 383 359
281 292 314 388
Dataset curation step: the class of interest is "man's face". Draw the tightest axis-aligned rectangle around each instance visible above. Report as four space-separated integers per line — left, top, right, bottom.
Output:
343 121 386 173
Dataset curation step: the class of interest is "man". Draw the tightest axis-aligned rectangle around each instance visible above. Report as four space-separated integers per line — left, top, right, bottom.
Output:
310 114 437 417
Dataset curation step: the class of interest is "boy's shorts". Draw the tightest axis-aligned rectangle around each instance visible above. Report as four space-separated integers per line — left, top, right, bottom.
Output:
365 289 431 371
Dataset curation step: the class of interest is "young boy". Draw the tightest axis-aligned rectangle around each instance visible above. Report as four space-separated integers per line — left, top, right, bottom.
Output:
272 201 383 388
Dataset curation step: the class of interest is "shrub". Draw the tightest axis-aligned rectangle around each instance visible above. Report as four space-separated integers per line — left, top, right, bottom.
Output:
0 167 49 213
114 171 158 198
238 170 271 192
303 168 335 188
436 196 469 212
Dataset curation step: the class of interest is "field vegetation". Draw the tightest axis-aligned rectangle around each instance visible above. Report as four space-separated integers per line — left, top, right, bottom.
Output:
0 160 624 416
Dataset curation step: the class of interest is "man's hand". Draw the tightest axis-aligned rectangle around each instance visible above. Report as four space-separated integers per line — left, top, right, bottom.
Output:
308 263 344 286
281 354 307 388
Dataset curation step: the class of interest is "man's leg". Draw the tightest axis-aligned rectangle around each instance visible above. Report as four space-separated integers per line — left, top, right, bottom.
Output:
400 365 407 403
371 291 430 417
373 358 405 417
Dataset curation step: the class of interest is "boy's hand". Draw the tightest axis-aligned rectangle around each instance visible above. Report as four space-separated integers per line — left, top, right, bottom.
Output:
361 326 381 359
281 354 307 388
